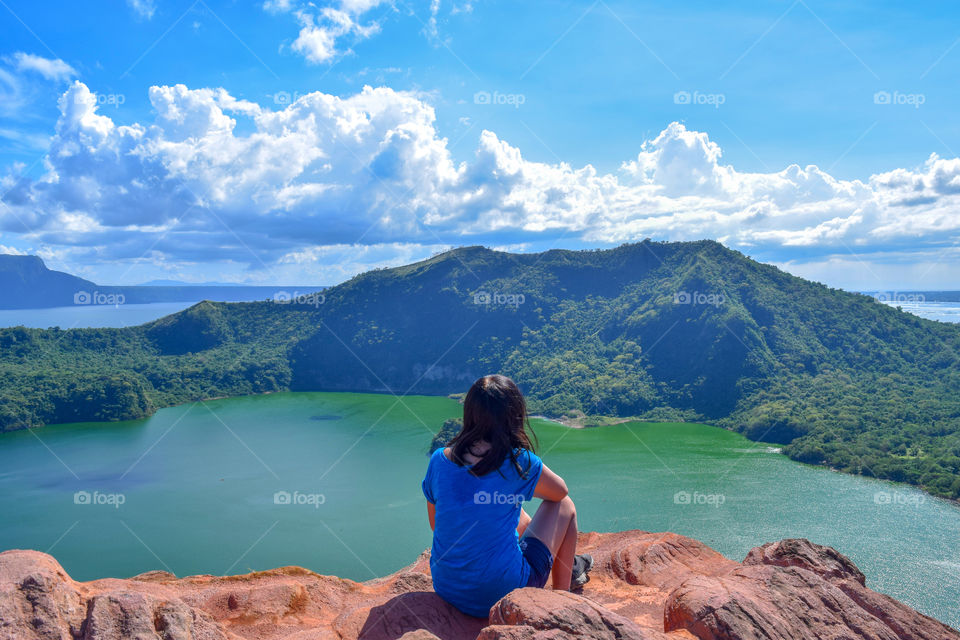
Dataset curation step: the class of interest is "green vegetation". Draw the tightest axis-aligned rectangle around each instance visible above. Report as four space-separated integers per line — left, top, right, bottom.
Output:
2 241 959 500
430 418 462 454
0 301 320 429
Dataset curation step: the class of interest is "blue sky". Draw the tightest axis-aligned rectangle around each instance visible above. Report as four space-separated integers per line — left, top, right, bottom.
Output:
1 0 959 288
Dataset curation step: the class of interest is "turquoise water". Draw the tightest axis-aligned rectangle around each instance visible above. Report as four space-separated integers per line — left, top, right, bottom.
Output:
0 392 957 628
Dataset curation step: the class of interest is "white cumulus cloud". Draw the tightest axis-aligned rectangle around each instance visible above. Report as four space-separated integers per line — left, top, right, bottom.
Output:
2 81 960 287
126 0 157 19
268 0 386 64
9 52 76 82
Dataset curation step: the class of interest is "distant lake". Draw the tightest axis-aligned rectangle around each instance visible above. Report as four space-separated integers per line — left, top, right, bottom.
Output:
0 392 957 629
2 295 958 330
0 302 197 329
881 300 960 323
863 290 960 323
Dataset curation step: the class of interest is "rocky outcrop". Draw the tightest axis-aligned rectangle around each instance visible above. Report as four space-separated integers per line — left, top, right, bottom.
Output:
1 532 956 640
483 588 670 640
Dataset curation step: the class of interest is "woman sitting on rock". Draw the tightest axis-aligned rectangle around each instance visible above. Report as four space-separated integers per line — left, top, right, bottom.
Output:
421 374 593 618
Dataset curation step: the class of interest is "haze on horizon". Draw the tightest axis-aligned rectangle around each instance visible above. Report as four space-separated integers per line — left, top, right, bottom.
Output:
1 0 958 290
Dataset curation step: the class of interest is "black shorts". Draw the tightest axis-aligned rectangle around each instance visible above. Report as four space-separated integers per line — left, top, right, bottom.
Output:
519 535 553 588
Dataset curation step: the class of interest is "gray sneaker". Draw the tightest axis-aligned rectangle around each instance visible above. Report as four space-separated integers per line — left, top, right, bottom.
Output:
571 553 594 587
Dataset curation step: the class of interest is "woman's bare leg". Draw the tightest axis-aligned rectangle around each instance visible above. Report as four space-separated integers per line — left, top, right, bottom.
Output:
551 515 578 590
517 508 532 536
521 495 577 591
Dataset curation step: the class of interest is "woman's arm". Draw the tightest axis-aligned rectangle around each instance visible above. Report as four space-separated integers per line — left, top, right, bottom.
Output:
517 507 532 536
533 463 568 502
426 501 436 531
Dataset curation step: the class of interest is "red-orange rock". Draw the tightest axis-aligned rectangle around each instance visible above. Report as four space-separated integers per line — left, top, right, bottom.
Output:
0 549 87 640
609 532 738 589
486 588 670 639
665 539 959 640
0 531 956 640
742 538 866 585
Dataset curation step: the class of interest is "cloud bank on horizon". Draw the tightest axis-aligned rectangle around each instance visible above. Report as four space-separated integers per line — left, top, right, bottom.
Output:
1 77 958 287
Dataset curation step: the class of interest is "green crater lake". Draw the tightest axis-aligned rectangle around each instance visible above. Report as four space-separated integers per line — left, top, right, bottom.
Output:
0 392 958 628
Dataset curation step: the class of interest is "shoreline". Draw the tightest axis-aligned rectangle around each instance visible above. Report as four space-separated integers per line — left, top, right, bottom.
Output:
530 414 638 429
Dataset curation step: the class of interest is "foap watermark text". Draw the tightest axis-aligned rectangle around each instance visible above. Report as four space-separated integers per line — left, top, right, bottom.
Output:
474 490 525 505
674 291 725 307
273 291 325 308
674 490 725 507
473 291 525 307
74 490 126 508
74 291 126 305
274 490 326 508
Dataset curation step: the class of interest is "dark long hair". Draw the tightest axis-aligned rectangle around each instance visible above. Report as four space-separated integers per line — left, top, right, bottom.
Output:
448 374 538 478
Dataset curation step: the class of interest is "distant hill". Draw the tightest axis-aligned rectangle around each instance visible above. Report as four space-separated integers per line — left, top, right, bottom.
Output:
0 255 98 308
0 254 325 309
1 241 958 499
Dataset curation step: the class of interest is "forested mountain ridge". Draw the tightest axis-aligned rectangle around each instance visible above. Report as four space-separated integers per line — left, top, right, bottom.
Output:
1 240 959 498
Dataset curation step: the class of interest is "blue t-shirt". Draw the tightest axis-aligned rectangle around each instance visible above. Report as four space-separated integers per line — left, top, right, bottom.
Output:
421 446 543 618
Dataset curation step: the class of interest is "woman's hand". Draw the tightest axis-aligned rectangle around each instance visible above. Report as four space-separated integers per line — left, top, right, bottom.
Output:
533 463 569 502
